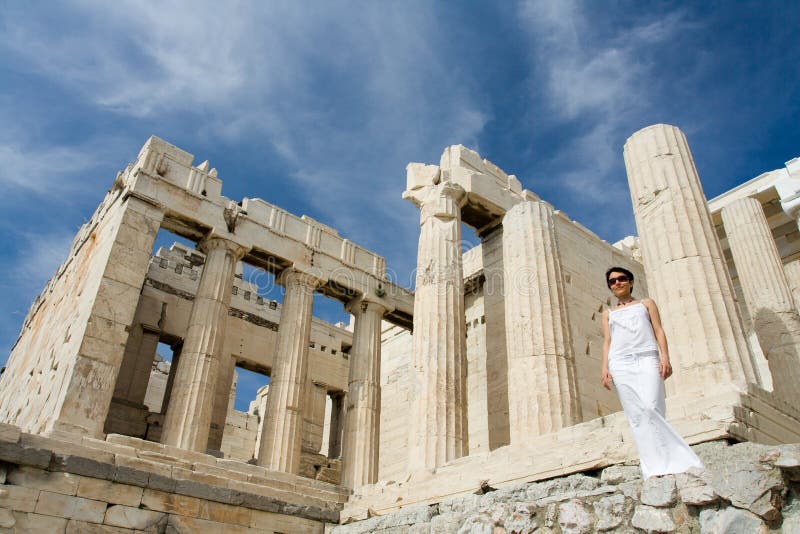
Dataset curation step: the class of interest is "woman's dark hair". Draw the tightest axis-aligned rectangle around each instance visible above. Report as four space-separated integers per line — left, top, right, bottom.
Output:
605 266 634 287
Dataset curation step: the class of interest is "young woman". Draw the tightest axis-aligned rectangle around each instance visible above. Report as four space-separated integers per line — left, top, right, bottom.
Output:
601 266 703 478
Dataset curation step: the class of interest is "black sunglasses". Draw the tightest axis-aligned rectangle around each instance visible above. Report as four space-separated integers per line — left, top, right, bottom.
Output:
607 275 630 287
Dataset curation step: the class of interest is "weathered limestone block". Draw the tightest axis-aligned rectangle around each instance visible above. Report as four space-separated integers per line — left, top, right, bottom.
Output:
640 475 677 507
698 506 767 534
502 503 539 533
722 196 800 399
6 512 68 531
502 200 581 439
331 503 436 534
675 470 718 506
104 505 166 530
162 236 247 452
558 499 593 534
427 511 464 532
0 439 52 469
439 493 484 515
600 464 640 485
258 269 322 473
6 466 80 496
34 490 107 522
623 124 755 393
141 488 202 517
773 444 800 480
104 400 149 438
593 493 627 531
0 424 21 443
77 478 143 507
0 485 39 512
341 297 387 489
524 474 604 505
250 509 325 533
404 181 469 471
0 509 13 528
631 504 675 533
712 461 784 520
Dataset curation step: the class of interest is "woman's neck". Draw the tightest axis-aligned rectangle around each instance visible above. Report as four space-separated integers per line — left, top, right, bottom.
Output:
616 295 635 306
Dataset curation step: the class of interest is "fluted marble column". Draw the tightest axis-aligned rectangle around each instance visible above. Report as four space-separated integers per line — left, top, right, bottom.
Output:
257 269 321 472
502 201 581 439
406 181 469 471
162 236 247 451
623 124 755 393
341 297 387 489
783 260 800 313
721 197 800 399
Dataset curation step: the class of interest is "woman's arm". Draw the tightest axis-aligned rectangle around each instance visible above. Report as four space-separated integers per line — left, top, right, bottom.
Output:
644 298 673 380
601 309 613 390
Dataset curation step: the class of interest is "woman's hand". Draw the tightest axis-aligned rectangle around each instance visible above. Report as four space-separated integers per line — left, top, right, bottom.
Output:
601 367 613 390
660 357 673 380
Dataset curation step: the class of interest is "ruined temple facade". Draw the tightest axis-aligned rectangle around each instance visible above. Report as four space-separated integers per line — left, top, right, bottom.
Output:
0 124 798 531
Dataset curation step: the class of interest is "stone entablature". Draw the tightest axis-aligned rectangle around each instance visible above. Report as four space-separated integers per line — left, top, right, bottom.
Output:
131 137 410 326
144 243 353 374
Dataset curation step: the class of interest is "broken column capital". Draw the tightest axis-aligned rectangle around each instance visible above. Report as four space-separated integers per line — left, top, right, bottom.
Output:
405 162 441 192
403 179 466 209
405 182 467 227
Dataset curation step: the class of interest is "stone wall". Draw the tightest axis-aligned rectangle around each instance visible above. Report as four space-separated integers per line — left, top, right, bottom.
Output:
220 407 260 463
332 441 800 533
377 324 413 482
553 214 647 420
0 422 345 533
0 189 163 438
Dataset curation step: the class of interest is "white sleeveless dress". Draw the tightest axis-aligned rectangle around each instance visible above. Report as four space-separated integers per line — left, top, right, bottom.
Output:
608 302 703 478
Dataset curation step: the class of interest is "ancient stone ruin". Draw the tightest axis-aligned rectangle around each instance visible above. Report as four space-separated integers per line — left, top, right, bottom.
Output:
0 124 799 531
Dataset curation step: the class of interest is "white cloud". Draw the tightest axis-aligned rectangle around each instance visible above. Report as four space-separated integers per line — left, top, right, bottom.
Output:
0 2 490 282
521 1 685 120
5 230 74 298
517 0 688 230
0 143 98 194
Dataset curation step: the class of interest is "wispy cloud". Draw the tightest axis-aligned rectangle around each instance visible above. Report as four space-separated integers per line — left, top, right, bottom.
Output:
1 1 488 271
0 143 99 194
12 230 74 286
0 229 74 324
517 0 688 230
521 2 685 121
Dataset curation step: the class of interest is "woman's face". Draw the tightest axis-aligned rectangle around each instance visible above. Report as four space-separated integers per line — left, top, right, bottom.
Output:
607 271 632 298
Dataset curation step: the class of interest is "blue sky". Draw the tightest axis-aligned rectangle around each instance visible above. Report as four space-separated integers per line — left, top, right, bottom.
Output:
1 2 798 407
